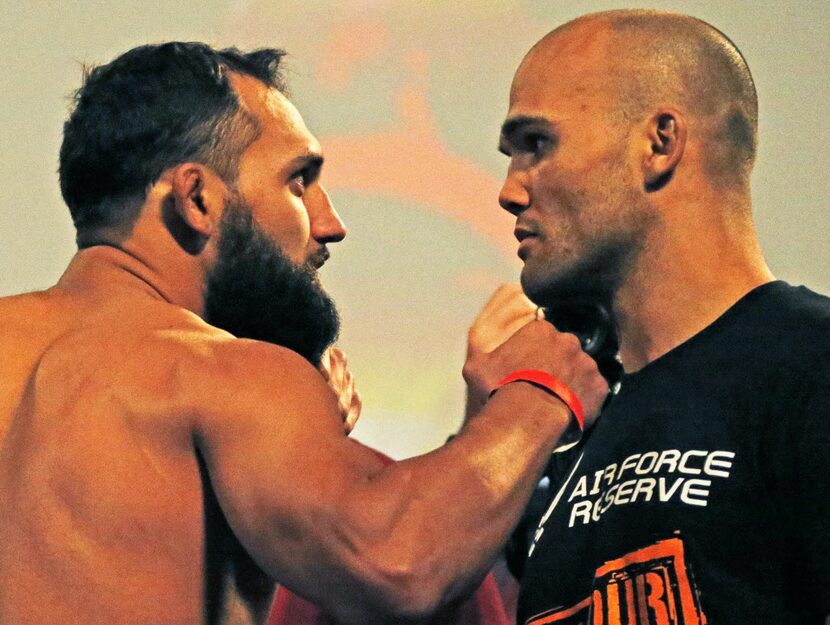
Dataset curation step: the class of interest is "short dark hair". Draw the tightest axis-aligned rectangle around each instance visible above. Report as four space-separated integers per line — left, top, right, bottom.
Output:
59 42 287 245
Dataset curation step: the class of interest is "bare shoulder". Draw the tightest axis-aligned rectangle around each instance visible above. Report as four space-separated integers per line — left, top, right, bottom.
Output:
176 332 344 442
0 290 78 425
0 290 55 336
43 301 332 414
98 308 342 441
3 287 342 450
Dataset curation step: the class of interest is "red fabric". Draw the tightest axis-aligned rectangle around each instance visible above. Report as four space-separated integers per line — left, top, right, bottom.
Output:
269 590 325 625
267 445 512 625
268 572 511 625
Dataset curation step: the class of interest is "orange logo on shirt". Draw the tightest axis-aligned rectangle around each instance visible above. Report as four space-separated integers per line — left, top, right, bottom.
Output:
526 538 707 625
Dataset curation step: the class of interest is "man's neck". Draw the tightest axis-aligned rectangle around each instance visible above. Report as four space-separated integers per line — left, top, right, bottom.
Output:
612 214 774 373
55 245 206 316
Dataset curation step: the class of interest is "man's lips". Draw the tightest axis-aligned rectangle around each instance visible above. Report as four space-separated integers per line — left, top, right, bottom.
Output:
514 226 538 260
514 227 535 242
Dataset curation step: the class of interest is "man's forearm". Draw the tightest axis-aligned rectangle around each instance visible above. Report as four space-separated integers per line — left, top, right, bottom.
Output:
331 383 572 621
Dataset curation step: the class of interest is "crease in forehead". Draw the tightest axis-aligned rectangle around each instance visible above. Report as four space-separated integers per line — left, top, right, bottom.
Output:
229 72 321 153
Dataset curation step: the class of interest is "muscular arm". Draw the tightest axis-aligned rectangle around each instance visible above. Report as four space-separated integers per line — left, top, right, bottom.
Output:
190 325 605 623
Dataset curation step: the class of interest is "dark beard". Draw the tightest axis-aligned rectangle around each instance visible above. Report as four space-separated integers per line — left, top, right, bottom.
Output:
203 198 340 366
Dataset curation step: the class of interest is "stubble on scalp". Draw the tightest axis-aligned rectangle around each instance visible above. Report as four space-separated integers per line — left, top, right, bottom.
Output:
543 10 758 189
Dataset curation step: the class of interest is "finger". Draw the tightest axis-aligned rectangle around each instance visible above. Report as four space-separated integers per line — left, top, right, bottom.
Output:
469 308 537 348
499 312 540 338
469 307 540 354
345 387 362 434
334 352 352 386
474 287 536 329
328 347 346 365
479 284 526 316
329 348 349 385
482 304 537 332
496 287 535 313
342 375 359 433
318 348 332 381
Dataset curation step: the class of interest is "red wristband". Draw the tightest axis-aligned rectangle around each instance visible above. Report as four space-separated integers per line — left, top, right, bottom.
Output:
491 369 585 431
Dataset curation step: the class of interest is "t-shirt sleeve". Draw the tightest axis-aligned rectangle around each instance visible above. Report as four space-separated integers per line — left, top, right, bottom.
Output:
785 354 830 616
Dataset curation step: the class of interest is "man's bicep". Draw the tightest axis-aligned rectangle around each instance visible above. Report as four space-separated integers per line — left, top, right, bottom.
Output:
190 342 385 590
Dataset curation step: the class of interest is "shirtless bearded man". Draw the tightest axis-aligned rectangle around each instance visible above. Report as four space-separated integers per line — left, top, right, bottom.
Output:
0 43 609 624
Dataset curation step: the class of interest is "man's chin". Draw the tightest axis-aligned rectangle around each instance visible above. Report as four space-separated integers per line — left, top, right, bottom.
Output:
521 265 607 308
520 264 564 306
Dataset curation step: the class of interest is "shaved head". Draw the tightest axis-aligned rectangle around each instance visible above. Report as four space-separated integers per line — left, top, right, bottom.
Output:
522 10 758 188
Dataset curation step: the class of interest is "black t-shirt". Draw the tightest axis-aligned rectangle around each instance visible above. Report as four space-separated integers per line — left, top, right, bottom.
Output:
517 281 830 625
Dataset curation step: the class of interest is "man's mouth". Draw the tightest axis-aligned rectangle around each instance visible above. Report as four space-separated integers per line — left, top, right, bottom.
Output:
306 247 330 271
514 227 535 242
514 226 538 260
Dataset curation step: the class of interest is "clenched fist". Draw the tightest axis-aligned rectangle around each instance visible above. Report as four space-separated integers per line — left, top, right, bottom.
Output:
463 285 608 430
467 284 540 356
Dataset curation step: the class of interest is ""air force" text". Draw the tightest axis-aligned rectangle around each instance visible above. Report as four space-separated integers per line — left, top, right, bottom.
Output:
567 449 735 527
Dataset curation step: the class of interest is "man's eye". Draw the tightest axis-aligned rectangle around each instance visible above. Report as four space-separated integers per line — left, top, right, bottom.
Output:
522 133 551 155
289 171 308 195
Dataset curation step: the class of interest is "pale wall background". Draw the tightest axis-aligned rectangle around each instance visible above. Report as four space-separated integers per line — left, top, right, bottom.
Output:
1 0 828 458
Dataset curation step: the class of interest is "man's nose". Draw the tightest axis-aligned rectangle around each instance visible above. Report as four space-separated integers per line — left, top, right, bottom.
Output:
310 185 346 244
498 171 530 216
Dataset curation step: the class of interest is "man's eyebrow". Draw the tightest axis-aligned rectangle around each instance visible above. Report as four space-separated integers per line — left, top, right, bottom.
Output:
500 115 556 141
498 116 558 155
285 152 324 172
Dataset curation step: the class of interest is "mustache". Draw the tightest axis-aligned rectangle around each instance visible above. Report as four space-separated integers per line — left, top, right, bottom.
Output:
305 247 330 271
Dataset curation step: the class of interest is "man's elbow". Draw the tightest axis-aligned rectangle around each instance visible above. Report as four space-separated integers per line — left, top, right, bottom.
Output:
349 551 449 623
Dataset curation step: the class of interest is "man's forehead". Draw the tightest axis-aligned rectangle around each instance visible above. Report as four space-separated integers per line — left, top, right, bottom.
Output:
508 21 615 113
229 72 320 151
536 17 613 60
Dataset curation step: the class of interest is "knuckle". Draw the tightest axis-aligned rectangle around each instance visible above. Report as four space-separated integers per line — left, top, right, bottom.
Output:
561 331 583 350
525 319 548 335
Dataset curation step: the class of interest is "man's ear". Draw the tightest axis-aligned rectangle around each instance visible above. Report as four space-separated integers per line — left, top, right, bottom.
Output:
642 109 687 191
170 163 224 238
